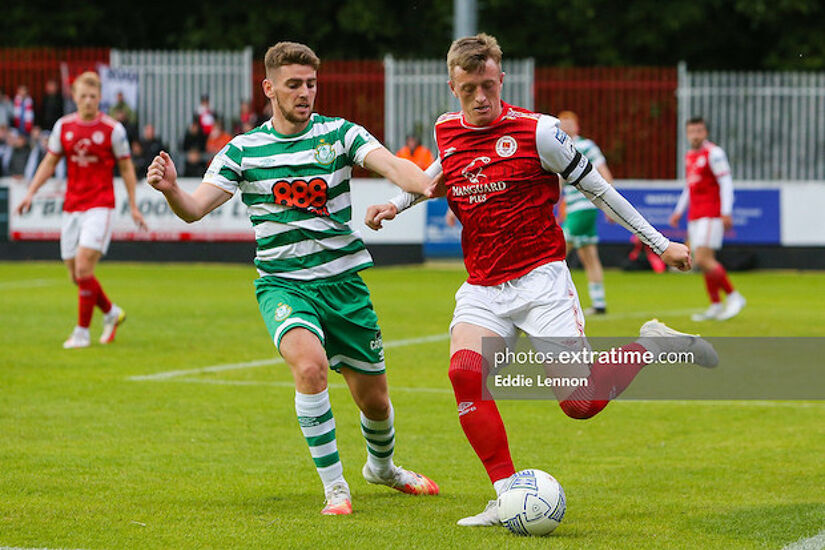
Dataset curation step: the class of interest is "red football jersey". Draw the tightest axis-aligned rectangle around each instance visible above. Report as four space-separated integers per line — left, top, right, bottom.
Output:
48 112 131 212
435 103 566 286
684 141 731 220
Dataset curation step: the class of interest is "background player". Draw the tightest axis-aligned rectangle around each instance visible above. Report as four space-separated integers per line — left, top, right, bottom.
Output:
669 117 746 321
146 42 439 516
366 34 717 527
15 71 147 349
557 110 613 314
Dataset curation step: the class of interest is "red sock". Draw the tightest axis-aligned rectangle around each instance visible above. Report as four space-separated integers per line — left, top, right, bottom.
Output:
92 276 112 313
711 264 734 295
559 343 649 419
448 350 516 483
76 276 98 328
703 271 721 303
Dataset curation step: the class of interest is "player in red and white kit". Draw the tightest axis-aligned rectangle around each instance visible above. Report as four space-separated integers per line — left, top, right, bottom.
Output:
16 72 147 349
366 34 719 526
669 117 746 321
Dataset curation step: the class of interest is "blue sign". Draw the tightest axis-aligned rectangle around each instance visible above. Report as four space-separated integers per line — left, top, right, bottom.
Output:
596 188 780 245
425 199 463 257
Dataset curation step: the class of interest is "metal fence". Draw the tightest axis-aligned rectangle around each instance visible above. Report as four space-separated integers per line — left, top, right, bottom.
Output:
110 48 253 155
677 63 825 180
384 56 534 153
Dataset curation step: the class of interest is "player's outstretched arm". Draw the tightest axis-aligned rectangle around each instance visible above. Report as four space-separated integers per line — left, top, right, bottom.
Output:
147 151 232 222
117 157 148 231
363 147 443 197
15 152 60 214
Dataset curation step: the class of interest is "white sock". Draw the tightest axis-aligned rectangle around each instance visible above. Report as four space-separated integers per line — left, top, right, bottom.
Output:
74 326 90 337
295 388 345 491
361 403 396 477
588 282 606 309
493 475 513 497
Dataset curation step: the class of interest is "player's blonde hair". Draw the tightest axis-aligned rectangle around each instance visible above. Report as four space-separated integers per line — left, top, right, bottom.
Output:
557 110 579 123
447 33 503 79
265 42 320 77
72 71 101 91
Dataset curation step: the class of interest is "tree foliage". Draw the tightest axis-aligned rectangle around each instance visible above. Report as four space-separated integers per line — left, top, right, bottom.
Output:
2 0 823 69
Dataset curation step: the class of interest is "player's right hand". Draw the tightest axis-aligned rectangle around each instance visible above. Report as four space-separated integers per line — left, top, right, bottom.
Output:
661 242 692 271
445 208 458 227
668 212 681 228
365 203 398 230
15 194 33 215
147 151 178 192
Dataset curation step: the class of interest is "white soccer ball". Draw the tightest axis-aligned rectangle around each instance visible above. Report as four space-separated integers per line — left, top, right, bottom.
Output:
497 469 566 536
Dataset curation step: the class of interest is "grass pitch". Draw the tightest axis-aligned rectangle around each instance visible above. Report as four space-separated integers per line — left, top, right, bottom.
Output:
1 261 824 549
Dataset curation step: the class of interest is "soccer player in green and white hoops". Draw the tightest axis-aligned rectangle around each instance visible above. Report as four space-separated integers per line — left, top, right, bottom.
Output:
557 111 613 315
146 42 440 515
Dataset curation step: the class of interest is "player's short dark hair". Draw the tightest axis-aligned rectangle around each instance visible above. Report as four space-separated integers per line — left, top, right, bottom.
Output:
265 42 320 77
687 116 707 128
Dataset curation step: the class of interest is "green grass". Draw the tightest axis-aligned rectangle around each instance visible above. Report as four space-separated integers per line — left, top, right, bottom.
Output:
1 261 824 549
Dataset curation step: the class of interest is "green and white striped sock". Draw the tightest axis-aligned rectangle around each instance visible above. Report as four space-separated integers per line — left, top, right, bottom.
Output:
295 388 345 490
360 403 395 477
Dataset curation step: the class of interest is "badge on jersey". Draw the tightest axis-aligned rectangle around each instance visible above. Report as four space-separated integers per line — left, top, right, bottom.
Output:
314 139 336 166
495 135 517 158
274 302 293 322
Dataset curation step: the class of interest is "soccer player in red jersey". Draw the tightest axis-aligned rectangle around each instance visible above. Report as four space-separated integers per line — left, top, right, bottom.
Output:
669 117 746 321
16 72 147 349
367 34 718 526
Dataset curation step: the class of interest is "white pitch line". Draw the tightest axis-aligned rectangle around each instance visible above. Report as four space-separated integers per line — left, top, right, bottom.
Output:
0 278 60 290
173 377 452 394
0 547 87 550
585 308 702 321
783 529 825 550
128 333 450 381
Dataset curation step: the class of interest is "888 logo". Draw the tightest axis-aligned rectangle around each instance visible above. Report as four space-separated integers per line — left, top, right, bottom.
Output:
271 178 329 216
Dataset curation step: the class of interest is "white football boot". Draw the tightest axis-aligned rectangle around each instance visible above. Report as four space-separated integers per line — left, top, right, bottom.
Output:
691 303 723 322
717 292 746 321
639 319 718 368
457 500 501 527
362 463 439 495
100 305 126 344
321 481 352 515
63 326 91 349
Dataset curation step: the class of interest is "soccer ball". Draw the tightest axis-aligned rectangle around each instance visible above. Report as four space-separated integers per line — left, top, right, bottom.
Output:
497 469 566 536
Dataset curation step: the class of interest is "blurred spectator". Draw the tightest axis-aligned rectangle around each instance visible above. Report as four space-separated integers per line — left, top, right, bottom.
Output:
395 134 434 170
0 125 10 176
234 100 258 134
7 128 32 179
0 90 12 128
40 79 64 130
108 91 137 125
182 116 206 156
13 85 34 135
131 140 148 178
112 107 139 144
24 128 50 181
140 123 166 162
206 120 231 158
196 94 216 135
261 102 272 121
183 148 207 178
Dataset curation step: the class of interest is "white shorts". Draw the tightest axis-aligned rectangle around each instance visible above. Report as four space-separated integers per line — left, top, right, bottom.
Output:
450 261 586 347
688 217 724 251
60 207 115 260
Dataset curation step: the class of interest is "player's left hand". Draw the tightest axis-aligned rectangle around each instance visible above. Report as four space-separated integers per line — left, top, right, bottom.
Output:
721 214 733 231
365 203 398 230
131 207 148 232
661 242 692 271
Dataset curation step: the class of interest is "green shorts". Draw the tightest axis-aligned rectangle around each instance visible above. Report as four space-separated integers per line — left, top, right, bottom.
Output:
563 209 599 249
255 272 385 374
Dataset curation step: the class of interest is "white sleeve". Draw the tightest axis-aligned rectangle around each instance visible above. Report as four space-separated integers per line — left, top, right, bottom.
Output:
111 123 131 158
536 115 671 255
344 123 382 167
673 185 689 216
710 146 734 215
388 157 442 213
203 141 242 194
47 119 64 155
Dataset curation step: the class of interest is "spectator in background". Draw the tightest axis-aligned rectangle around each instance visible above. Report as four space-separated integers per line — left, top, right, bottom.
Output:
395 134 433 170
182 115 206 153
24 128 51 181
111 107 139 144
205 119 231 159
0 90 13 128
108 91 137 125
0 125 11 176
7 128 33 179
139 123 166 164
13 85 35 135
130 140 148 178
234 100 258 134
41 79 64 130
196 94 216 136
183 148 207 178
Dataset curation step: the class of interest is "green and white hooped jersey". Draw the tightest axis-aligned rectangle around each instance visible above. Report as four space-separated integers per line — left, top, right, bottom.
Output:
205 115 382 280
562 136 606 213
